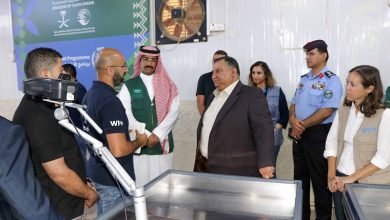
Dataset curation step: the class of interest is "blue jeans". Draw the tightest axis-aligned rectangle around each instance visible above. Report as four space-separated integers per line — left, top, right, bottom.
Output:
94 182 130 216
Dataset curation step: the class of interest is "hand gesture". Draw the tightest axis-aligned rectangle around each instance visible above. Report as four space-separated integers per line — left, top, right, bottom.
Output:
327 176 338 192
259 166 275 179
84 186 98 208
135 130 147 147
336 176 354 192
289 118 305 140
147 133 160 147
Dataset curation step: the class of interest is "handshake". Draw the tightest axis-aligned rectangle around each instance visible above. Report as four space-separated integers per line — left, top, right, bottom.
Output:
129 123 160 153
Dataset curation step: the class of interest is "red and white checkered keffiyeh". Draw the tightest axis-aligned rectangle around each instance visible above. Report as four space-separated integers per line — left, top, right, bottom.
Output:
133 46 178 153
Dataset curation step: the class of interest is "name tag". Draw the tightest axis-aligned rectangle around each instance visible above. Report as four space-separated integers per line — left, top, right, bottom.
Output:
361 127 377 134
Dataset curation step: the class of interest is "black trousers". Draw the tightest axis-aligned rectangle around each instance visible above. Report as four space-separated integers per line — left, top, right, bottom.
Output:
333 171 348 220
293 123 332 220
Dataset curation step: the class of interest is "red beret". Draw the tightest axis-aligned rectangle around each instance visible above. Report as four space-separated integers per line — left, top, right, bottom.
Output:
303 40 327 52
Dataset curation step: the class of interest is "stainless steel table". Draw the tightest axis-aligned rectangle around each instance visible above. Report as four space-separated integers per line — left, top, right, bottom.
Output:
343 183 390 220
98 170 302 220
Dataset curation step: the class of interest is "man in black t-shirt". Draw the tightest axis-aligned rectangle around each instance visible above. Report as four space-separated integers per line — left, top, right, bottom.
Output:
196 50 228 114
82 48 147 215
13 47 98 219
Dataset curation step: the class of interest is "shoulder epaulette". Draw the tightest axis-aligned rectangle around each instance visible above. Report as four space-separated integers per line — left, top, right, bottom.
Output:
301 73 308 78
324 71 335 78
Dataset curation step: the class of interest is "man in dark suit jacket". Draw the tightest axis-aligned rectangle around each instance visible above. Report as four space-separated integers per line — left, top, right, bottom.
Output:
194 56 275 178
0 116 62 220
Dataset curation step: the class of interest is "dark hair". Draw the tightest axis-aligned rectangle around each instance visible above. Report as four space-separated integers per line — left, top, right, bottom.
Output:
24 47 62 78
317 47 329 62
214 50 228 57
343 65 384 117
62 63 77 78
248 61 276 87
214 56 240 75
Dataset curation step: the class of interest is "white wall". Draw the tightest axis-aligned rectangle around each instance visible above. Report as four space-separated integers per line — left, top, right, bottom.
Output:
2 0 390 102
0 0 22 120
159 0 390 100
0 0 21 100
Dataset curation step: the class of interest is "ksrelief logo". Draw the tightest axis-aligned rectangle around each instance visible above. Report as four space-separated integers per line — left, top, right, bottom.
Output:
91 47 104 68
78 8 91 26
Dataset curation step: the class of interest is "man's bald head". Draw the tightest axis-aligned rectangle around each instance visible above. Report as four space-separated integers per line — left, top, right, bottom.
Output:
94 48 127 87
95 48 124 72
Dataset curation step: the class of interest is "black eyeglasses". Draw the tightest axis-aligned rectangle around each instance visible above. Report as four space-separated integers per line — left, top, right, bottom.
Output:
108 63 127 68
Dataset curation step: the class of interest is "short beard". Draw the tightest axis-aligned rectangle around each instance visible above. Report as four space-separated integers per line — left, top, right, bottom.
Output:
113 72 124 86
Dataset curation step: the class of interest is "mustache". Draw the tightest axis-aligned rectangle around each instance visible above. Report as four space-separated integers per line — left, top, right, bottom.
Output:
145 65 153 69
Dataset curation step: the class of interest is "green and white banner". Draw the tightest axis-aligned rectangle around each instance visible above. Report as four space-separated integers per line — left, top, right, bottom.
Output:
12 0 150 89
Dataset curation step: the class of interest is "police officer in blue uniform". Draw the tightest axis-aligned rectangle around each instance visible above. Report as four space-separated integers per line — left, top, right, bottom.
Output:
289 40 343 220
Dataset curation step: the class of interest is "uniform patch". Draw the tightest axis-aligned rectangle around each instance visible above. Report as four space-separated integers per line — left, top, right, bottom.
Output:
324 90 333 99
133 89 142 93
298 83 304 91
324 71 335 78
132 88 144 98
312 82 325 90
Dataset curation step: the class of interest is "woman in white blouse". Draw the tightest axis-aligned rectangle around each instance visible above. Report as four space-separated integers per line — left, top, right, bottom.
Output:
324 65 390 220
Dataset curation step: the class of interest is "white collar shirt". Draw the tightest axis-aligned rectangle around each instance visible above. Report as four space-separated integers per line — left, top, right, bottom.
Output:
140 73 154 101
199 80 239 158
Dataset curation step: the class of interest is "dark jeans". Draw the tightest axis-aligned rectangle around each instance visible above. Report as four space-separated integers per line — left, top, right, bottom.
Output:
333 171 354 220
94 182 131 216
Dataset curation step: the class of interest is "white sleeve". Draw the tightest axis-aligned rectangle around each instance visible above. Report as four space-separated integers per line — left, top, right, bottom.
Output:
152 95 180 140
370 109 390 169
117 85 152 136
324 111 339 158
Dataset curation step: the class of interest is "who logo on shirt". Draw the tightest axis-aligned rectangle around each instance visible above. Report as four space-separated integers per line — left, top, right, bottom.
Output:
110 120 124 127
